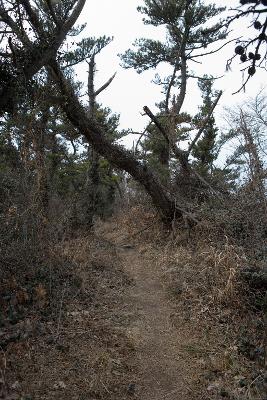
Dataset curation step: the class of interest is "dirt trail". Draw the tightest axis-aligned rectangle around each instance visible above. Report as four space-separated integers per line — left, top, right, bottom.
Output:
101 227 196 400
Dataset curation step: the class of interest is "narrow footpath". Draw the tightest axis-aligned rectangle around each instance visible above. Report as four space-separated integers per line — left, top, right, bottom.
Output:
102 226 199 400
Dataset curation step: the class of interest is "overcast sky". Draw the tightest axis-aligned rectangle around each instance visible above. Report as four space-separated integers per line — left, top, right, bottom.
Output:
75 0 267 145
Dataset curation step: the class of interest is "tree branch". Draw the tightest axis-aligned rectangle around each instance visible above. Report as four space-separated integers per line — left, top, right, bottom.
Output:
60 0 86 39
187 90 222 154
20 0 46 36
46 0 60 27
143 105 189 169
95 72 116 97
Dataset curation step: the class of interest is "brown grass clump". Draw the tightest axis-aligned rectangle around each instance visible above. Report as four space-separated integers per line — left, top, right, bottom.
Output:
157 232 266 400
161 238 247 309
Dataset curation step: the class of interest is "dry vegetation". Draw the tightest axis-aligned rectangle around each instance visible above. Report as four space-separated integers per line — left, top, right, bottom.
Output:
0 200 266 400
0 226 137 399
112 204 266 400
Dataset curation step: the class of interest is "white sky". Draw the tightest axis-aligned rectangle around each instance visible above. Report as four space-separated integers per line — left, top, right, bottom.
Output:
74 0 267 146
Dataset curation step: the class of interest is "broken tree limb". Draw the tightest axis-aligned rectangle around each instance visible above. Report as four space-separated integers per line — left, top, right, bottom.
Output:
143 105 189 169
187 90 222 154
143 106 170 143
143 105 222 198
95 72 117 97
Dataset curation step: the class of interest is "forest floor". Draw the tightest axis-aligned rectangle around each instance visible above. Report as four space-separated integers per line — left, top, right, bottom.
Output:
0 209 266 400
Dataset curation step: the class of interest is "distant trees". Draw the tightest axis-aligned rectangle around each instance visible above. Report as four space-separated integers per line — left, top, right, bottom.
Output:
222 93 267 200
46 0 228 222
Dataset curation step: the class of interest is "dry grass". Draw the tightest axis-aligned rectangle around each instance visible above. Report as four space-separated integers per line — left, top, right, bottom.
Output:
1 204 266 399
157 233 266 400
103 204 167 246
0 233 137 400
109 205 266 400
161 239 247 308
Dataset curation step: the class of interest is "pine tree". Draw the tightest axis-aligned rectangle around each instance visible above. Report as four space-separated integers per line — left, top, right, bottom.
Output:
192 76 219 175
121 0 226 113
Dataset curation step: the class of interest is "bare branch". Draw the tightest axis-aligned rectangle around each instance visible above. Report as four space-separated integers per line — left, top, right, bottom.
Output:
87 55 95 116
143 106 170 144
143 105 188 169
0 5 31 45
134 125 150 154
95 72 116 97
191 37 239 59
232 73 251 95
186 74 224 80
165 61 179 112
20 0 46 36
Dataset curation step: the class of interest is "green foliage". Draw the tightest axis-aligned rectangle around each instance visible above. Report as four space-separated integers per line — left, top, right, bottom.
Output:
68 23 87 37
94 105 122 142
192 76 219 173
60 36 113 67
121 39 174 73
82 104 122 223
140 111 192 181
121 0 226 75
120 0 228 196
142 124 170 180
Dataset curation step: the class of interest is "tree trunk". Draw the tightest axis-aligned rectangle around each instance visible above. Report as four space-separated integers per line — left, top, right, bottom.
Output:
85 55 102 227
49 61 178 223
85 148 101 227
33 109 50 217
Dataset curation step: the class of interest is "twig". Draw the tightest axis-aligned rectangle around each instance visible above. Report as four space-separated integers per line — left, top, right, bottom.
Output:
191 38 240 59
